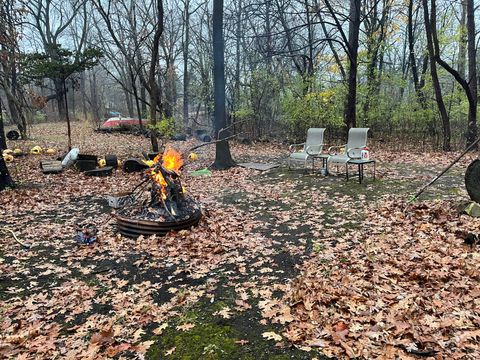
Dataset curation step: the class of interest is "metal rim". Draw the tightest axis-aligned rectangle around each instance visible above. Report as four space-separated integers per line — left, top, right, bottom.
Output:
116 208 202 238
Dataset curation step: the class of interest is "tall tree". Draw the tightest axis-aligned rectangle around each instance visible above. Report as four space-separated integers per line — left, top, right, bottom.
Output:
182 0 191 127
23 46 103 149
423 0 450 151
212 0 234 169
428 0 476 149
465 0 477 147
343 0 361 129
407 0 427 107
324 0 360 129
0 0 29 139
147 0 164 152
26 0 88 123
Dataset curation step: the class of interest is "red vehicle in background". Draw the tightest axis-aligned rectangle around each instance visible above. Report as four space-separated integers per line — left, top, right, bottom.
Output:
100 116 143 129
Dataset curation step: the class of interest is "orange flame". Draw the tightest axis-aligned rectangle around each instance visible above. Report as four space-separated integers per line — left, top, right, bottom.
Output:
149 147 184 200
162 147 184 171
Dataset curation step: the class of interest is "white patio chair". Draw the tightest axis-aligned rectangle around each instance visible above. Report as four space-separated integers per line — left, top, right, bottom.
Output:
327 127 369 174
288 128 326 172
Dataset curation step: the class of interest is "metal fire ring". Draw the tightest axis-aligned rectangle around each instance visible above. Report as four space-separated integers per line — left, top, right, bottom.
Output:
116 208 202 238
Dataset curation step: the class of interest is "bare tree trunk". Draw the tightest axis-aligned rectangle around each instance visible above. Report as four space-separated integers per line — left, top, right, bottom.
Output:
63 79 72 150
458 0 467 78
344 0 361 129
80 72 87 120
148 0 164 152
89 70 101 125
423 0 450 151
0 99 14 190
212 0 234 169
54 78 67 122
182 0 190 127
408 0 427 107
465 0 477 147
234 0 242 115
129 65 143 129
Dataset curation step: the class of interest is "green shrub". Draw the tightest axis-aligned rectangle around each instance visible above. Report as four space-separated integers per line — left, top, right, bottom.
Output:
149 115 180 138
281 87 343 140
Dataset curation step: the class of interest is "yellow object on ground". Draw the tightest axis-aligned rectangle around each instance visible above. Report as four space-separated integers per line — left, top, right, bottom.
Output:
98 158 106 168
143 159 154 167
188 152 198 161
46 148 56 155
13 148 23 155
3 149 13 156
30 146 43 154
3 154 14 163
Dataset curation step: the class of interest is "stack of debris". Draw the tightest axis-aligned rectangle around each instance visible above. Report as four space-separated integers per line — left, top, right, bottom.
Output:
40 148 120 176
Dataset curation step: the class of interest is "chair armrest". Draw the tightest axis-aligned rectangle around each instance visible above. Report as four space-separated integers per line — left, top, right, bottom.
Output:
346 147 364 158
328 144 346 155
289 142 305 152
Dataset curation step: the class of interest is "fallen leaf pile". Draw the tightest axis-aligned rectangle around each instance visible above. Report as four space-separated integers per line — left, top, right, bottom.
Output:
282 198 480 358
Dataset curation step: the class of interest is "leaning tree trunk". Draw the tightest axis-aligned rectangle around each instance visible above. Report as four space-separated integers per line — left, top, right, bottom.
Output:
212 0 234 169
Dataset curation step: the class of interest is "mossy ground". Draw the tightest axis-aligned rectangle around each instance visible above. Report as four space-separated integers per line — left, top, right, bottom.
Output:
147 300 318 360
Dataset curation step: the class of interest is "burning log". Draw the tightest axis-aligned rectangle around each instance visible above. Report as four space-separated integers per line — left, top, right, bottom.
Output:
116 147 201 237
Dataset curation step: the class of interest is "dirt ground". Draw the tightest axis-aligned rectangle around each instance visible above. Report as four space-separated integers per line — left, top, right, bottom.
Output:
1 122 479 359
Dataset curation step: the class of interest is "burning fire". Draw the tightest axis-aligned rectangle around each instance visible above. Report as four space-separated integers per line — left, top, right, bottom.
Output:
149 147 185 200
160 147 184 171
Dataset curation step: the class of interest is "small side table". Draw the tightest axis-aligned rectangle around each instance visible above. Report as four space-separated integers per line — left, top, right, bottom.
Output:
312 154 329 173
346 159 376 183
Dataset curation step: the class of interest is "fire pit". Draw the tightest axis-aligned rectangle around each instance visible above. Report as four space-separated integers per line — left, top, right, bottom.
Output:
116 148 202 238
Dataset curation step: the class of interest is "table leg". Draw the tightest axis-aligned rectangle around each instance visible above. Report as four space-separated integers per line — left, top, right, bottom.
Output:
346 163 349 181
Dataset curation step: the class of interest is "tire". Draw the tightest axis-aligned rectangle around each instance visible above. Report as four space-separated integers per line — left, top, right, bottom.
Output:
465 159 480 203
6 130 20 140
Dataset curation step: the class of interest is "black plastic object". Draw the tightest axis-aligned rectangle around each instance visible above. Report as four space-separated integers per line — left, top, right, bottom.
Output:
143 152 159 160
465 159 480 203
84 166 113 177
123 158 149 173
77 154 98 162
6 130 20 140
75 160 97 172
105 154 118 167
171 134 187 141
199 134 212 142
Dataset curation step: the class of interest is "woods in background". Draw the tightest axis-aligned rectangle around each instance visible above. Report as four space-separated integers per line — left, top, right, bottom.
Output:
0 0 479 151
